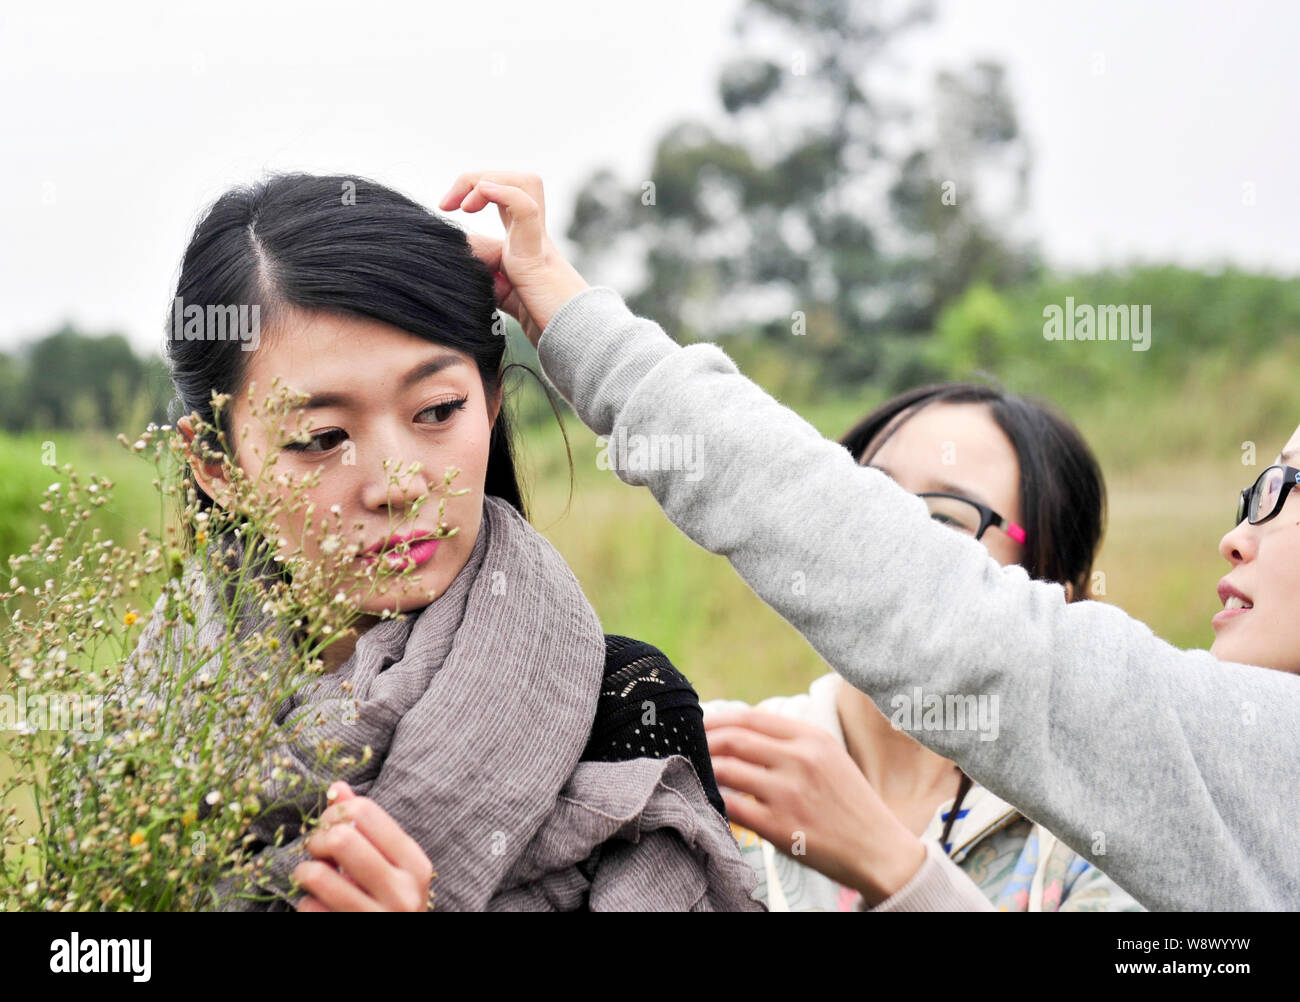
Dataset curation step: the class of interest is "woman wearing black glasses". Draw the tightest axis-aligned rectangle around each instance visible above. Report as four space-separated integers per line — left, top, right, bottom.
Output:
1215 463 1300 670
441 170 1298 910
701 383 1139 910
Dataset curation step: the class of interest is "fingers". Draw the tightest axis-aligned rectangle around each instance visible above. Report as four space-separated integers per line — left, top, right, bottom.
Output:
293 858 383 912
705 724 788 769
440 169 586 347
465 233 515 305
720 790 776 840
710 753 776 799
295 789 435 912
703 706 809 740
440 171 545 223
305 819 402 909
440 171 546 260
318 795 435 893
466 231 504 272
471 181 546 259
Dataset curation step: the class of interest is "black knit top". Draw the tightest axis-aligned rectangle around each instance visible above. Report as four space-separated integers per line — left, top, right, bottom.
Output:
580 635 727 819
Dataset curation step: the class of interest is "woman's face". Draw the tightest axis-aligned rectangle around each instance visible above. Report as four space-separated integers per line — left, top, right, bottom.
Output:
1211 422 1300 673
198 307 499 615
862 401 1026 572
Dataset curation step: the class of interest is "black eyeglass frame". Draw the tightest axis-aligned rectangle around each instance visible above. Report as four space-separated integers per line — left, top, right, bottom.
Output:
1235 464 1300 527
915 492 1028 545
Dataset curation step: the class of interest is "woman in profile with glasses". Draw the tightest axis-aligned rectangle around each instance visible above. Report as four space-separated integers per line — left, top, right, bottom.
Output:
701 383 1140 911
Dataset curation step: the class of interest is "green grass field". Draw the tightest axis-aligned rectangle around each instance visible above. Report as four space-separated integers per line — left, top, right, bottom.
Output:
0 365 1282 894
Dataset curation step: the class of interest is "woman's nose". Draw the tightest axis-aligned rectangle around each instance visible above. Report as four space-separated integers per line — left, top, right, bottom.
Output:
1218 520 1255 564
361 456 431 512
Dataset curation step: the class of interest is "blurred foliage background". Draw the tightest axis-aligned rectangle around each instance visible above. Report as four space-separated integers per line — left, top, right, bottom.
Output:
3 0 1298 705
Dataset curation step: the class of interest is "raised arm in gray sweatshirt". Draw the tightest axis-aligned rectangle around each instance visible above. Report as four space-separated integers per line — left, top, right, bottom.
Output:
535 286 1300 911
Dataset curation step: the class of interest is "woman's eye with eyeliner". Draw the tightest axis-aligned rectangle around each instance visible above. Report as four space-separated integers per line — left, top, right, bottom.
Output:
284 429 348 453
417 396 468 424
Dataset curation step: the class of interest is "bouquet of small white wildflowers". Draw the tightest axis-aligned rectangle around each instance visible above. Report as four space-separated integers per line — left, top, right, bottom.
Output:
0 383 464 911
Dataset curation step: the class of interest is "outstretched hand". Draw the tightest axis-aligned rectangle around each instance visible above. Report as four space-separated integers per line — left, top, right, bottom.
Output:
439 171 589 347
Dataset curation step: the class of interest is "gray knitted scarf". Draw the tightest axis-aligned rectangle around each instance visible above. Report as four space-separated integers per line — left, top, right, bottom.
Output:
123 493 760 911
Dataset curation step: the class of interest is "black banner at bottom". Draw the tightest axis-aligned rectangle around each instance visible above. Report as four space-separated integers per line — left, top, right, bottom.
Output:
0 911 1286 987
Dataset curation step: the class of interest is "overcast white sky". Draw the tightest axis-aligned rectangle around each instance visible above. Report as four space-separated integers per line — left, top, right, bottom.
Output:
2 0 1297 354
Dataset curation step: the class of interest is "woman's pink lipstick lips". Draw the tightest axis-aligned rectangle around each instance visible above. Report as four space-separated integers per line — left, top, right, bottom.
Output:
363 535 440 571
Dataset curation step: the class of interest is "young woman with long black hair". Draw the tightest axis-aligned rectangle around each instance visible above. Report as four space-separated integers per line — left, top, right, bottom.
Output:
440 169 1298 910
128 173 757 912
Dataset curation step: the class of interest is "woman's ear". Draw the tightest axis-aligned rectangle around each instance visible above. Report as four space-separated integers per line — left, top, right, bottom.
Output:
1064 580 1076 603
487 383 503 430
177 414 231 506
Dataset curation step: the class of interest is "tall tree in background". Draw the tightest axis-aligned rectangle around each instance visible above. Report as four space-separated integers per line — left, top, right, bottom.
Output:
566 0 1038 388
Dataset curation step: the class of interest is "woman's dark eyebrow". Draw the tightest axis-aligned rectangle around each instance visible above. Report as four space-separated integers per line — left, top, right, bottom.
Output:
400 353 469 389
296 353 469 410
933 480 994 510
870 464 995 509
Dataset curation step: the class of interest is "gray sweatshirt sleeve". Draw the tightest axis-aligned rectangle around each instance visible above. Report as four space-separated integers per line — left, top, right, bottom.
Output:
867 841 997 912
536 286 1300 911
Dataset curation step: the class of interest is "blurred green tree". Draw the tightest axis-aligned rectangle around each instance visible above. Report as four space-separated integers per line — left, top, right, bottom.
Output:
565 0 1039 389
0 326 170 433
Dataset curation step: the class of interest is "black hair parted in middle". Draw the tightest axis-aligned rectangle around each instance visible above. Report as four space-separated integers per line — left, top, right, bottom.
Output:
165 172 526 525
